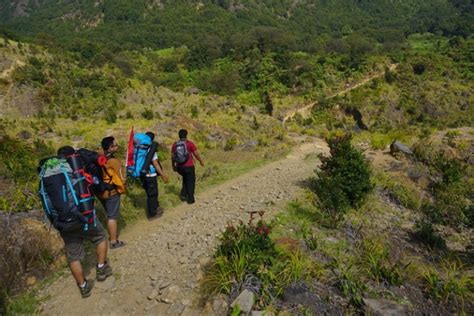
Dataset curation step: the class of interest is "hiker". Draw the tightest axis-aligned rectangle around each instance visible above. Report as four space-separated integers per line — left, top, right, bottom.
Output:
171 129 204 204
142 131 169 219
98 136 126 249
38 146 112 298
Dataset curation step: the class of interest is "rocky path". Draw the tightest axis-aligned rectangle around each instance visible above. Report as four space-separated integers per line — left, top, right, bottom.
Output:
39 138 328 315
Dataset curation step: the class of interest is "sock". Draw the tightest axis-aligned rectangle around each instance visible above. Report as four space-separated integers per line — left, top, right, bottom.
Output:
98 263 105 268
79 281 87 288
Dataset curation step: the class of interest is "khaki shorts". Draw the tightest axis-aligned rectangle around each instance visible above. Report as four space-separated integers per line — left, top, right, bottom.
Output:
60 221 107 262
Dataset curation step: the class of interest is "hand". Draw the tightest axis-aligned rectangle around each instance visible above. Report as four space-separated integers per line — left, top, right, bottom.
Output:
200 161 204 167
162 175 169 183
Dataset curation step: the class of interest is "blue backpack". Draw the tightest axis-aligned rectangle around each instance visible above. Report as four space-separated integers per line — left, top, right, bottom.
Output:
127 133 157 178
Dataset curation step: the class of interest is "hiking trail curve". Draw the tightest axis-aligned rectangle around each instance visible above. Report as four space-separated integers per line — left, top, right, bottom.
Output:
38 137 328 315
283 63 398 123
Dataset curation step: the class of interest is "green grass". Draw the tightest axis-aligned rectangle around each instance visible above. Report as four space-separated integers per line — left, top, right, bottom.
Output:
422 259 473 309
5 292 40 315
373 171 423 211
4 268 66 315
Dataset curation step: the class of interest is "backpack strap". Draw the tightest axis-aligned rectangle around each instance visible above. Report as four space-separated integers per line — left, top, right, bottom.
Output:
60 163 79 206
39 167 52 216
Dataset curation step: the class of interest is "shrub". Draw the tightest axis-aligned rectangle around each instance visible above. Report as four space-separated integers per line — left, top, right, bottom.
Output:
310 134 372 222
125 110 134 119
0 136 54 212
0 219 60 312
413 220 446 249
224 137 237 151
141 108 154 120
215 219 275 274
202 215 279 305
310 176 350 225
426 155 473 228
104 110 117 123
190 105 199 118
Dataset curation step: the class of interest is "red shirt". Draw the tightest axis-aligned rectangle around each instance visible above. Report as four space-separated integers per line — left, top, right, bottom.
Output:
171 140 197 167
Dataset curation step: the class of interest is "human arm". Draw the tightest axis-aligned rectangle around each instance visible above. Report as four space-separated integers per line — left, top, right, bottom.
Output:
193 150 204 167
170 144 177 171
152 159 169 183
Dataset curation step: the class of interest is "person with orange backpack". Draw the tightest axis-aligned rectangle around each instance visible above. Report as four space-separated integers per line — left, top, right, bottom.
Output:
98 136 126 249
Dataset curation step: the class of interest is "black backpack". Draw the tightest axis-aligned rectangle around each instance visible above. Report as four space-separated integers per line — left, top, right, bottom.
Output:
39 154 97 231
173 140 189 164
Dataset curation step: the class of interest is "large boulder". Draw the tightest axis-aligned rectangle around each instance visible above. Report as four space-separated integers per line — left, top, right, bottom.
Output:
390 141 413 156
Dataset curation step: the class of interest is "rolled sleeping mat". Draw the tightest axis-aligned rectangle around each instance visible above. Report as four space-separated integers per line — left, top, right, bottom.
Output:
66 153 94 214
140 141 158 175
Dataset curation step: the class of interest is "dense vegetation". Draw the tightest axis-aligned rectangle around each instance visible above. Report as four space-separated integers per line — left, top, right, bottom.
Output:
0 0 472 314
1 0 472 59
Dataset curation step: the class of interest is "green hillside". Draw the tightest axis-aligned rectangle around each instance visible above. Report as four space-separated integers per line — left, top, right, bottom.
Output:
0 0 472 314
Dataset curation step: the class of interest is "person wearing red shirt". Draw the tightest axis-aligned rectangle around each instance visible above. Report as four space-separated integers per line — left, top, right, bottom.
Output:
171 129 204 204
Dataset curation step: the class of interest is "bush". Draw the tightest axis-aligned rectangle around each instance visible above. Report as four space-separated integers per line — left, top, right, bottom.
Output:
104 110 117 123
310 134 372 222
202 215 277 303
215 218 275 276
0 136 54 212
426 155 473 228
413 220 446 249
141 108 154 120
0 219 61 313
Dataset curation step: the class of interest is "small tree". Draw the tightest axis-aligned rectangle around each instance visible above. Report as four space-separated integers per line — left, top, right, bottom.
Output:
311 133 372 224
261 90 273 116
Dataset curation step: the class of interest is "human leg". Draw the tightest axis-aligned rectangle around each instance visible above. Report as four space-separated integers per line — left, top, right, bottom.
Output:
177 168 187 200
96 239 107 265
60 228 93 297
142 176 159 217
87 222 113 281
102 195 124 246
69 260 85 285
183 166 196 204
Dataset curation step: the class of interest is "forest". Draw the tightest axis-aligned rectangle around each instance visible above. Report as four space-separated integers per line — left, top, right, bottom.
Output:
0 0 472 314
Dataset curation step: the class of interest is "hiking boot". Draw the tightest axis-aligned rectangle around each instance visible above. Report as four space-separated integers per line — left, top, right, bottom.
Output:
110 240 126 249
79 279 94 298
96 261 113 282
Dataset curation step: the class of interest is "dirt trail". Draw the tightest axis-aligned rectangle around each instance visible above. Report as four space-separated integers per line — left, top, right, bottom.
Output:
0 59 25 80
283 63 398 122
39 138 328 315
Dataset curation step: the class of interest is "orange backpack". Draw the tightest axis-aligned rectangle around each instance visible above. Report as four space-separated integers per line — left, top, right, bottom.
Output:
102 165 126 195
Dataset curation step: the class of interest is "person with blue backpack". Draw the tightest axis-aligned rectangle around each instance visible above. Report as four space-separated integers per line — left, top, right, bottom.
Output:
143 132 169 218
171 129 204 204
38 146 113 298
127 132 169 219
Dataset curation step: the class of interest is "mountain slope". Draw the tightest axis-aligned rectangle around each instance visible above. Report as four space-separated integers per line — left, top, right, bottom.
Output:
1 0 472 56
